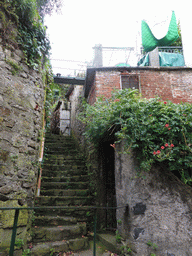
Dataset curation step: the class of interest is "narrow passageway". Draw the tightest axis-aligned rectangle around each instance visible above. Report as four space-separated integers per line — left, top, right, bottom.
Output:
31 133 91 255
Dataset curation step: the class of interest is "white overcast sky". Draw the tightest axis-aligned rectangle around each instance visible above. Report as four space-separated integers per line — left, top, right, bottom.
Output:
44 0 184 76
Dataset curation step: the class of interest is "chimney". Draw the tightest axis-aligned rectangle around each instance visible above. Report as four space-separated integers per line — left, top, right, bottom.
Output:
93 44 103 67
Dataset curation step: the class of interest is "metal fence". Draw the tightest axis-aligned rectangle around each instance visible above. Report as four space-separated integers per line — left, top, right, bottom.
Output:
0 205 127 256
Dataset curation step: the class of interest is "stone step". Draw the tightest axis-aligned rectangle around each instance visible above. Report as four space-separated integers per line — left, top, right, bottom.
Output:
33 216 77 226
43 158 85 165
45 144 79 150
44 150 84 160
32 222 86 243
40 189 89 197
44 149 80 155
42 162 86 169
35 196 92 206
30 237 89 256
34 207 91 221
41 181 89 190
41 175 89 183
41 168 87 177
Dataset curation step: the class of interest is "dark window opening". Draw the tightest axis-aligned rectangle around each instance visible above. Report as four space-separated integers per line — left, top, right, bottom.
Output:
121 75 139 90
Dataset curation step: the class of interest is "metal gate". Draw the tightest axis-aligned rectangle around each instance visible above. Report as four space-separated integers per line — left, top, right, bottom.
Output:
60 102 71 135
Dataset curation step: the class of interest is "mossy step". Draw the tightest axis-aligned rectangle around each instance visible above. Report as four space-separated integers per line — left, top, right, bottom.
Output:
35 196 92 206
41 182 89 190
42 175 89 183
33 216 77 226
32 222 86 243
42 161 85 169
34 207 90 221
44 153 85 159
44 149 80 155
30 237 89 256
43 158 85 165
41 168 87 177
40 189 89 197
45 143 79 148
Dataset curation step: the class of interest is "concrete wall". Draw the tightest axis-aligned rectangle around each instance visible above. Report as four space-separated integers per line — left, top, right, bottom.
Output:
87 68 192 104
68 85 85 144
115 143 192 256
0 42 45 252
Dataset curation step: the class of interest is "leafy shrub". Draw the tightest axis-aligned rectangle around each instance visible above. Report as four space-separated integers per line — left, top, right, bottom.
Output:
1 0 51 68
80 89 192 185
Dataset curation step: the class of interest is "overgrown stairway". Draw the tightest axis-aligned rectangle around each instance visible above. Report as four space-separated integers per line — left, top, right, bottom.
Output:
31 133 92 256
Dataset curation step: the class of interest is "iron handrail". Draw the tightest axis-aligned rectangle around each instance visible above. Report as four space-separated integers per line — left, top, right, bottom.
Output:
0 204 127 256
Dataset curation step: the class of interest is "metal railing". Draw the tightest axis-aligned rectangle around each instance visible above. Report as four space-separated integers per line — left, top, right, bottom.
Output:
158 46 183 54
140 46 183 55
0 204 127 256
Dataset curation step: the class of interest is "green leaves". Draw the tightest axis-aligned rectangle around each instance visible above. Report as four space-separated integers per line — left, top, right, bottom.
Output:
80 89 192 185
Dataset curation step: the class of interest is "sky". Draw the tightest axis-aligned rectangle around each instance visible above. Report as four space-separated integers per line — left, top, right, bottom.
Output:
44 0 184 76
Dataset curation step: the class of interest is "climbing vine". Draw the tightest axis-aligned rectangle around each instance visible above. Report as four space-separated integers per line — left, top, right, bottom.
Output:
0 0 51 68
79 89 192 185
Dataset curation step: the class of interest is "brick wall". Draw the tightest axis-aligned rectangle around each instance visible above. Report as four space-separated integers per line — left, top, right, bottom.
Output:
87 68 192 104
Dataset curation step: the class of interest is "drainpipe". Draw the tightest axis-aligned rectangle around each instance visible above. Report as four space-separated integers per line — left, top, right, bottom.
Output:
37 113 46 196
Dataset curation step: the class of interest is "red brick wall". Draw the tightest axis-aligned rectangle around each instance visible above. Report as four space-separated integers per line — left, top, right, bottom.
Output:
140 69 192 103
88 71 121 104
87 68 192 104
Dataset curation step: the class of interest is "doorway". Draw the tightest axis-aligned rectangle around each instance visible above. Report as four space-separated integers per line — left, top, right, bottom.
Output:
100 139 117 231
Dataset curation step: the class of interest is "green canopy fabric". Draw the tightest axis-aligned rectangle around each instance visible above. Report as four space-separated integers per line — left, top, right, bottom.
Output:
137 52 184 67
142 11 179 52
115 63 130 67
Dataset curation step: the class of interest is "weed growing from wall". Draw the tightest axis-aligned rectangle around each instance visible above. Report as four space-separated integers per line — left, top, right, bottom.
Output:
79 89 192 185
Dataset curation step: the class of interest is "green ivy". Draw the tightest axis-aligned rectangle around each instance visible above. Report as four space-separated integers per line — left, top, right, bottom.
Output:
79 89 192 185
1 0 50 68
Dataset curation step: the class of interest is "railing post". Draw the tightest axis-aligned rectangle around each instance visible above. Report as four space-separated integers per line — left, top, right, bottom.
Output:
93 209 97 256
9 209 20 256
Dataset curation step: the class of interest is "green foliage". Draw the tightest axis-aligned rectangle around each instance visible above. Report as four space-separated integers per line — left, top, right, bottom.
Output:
120 244 132 255
115 230 122 243
6 58 23 75
147 240 158 249
171 20 182 47
14 0 50 68
49 248 55 256
80 89 192 185
45 82 69 131
1 0 51 68
15 238 24 249
22 249 31 256
0 2 18 47
117 219 122 224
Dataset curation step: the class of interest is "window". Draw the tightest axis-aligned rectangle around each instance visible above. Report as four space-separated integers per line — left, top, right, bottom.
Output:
121 75 139 90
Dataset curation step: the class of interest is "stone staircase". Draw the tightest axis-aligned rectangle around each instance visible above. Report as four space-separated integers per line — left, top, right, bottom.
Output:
31 133 92 256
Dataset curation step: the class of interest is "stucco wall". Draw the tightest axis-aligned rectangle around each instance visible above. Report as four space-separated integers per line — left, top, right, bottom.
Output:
115 143 192 256
0 43 45 252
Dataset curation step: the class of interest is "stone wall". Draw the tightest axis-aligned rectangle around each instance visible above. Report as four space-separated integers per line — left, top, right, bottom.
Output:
115 143 192 256
0 42 45 253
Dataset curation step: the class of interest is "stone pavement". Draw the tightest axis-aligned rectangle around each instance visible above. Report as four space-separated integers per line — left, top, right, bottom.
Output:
64 240 120 256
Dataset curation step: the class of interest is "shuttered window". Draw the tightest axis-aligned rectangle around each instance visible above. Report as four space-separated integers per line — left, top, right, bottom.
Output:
121 75 139 90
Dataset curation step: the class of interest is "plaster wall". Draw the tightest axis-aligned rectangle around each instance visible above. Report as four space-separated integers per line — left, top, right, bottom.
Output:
68 85 85 144
115 143 192 256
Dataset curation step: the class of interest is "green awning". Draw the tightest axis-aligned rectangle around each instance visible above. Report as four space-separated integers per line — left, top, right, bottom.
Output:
142 11 179 52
